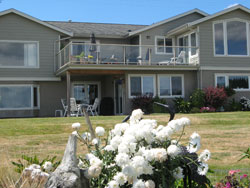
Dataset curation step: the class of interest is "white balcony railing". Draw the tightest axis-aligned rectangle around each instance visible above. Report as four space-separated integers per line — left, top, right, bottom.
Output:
56 42 199 70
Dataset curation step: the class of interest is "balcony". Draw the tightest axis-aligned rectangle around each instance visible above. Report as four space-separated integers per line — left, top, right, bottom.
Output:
56 42 199 72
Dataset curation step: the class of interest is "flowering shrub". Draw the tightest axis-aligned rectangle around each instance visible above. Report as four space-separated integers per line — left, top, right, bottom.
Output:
173 97 192 113
215 170 250 188
240 97 250 111
74 109 211 187
131 95 153 114
203 87 228 109
200 107 216 113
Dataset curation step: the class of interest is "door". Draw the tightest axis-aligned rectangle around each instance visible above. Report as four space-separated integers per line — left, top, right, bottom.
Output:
114 79 124 115
72 82 100 105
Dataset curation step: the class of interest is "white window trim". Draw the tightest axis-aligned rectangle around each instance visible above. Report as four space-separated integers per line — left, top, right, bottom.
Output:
213 18 250 57
0 40 40 68
157 74 184 98
155 36 173 55
0 84 40 110
177 31 198 58
128 74 156 98
215 73 250 91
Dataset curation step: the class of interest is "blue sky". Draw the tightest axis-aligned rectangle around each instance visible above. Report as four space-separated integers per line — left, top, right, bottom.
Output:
0 0 250 25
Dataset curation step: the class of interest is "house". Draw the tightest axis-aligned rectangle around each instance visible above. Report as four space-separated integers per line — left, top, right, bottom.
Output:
1 5 250 117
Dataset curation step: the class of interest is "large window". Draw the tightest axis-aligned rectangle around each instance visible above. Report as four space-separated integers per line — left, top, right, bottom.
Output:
158 75 183 97
216 74 250 90
129 75 155 97
155 36 173 54
0 85 39 110
214 20 249 56
0 41 39 68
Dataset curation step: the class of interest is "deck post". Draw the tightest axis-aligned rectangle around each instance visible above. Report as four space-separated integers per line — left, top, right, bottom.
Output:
123 46 126 64
66 71 71 117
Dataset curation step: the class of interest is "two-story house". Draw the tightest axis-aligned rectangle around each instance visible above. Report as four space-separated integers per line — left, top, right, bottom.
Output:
0 5 250 117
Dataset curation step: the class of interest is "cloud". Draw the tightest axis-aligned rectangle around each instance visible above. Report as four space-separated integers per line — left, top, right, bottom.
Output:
226 3 239 9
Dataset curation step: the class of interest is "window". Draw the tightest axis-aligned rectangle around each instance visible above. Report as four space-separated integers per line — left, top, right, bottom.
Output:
155 36 173 54
158 75 183 97
178 32 198 57
0 41 39 68
214 20 249 56
129 75 155 97
0 85 39 110
216 75 250 90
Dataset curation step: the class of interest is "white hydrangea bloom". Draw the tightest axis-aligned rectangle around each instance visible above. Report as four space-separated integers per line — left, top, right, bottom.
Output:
156 126 173 141
115 153 130 167
145 180 155 188
133 179 146 188
95 126 105 137
198 149 211 162
72 122 81 130
187 132 201 153
167 145 181 158
114 123 129 136
113 172 127 186
130 109 144 124
42 161 52 172
173 167 184 179
197 162 208 176
110 135 122 150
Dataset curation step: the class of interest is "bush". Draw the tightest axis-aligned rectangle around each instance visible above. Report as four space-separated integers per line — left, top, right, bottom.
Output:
190 107 201 113
225 99 241 112
224 86 236 97
152 96 168 113
173 97 191 113
203 87 228 109
190 89 205 108
200 106 216 113
240 97 250 111
131 95 153 114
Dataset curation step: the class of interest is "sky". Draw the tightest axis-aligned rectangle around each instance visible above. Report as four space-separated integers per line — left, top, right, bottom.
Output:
0 0 250 25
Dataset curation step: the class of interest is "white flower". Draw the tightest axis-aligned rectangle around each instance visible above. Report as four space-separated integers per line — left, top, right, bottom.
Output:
42 161 52 172
180 117 191 126
87 165 102 178
110 135 122 150
72 122 81 130
198 149 211 162
107 180 119 188
114 123 129 136
145 180 155 188
187 132 201 153
31 168 42 179
153 148 168 162
113 172 127 186
133 179 146 188
90 157 103 167
72 131 78 136
82 132 91 141
156 126 173 141
104 145 115 151
197 162 209 176
173 167 184 179
95 126 105 137
92 138 100 145
115 153 130 167
29 164 41 169
122 165 136 180
130 109 144 124
167 145 181 158
78 159 84 168
85 153 95 160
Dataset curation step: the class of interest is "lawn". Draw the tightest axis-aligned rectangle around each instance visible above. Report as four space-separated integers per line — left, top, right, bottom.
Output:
0 112 250 185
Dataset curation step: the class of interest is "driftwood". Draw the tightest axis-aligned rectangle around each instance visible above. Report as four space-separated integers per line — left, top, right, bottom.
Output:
45 134 90 188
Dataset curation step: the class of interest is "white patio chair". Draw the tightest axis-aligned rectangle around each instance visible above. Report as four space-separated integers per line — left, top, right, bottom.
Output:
70 98 83 117
86 98 99 116
61 99 68 117
158 51 186 65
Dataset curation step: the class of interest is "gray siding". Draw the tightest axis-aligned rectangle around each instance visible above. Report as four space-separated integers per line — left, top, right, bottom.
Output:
199 9 250 67
0 13 62 78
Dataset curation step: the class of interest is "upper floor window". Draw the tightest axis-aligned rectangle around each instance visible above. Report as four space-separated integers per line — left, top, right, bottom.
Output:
0 41 39 68
155 36 173 54
214 20 249 56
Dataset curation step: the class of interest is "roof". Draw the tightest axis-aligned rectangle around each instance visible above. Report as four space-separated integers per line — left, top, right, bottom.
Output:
167 4 250 37
128 9 209 36
46 21 147 38
0 9 73 36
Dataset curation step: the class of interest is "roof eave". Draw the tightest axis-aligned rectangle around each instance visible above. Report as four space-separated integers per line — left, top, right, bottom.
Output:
0 8 73 36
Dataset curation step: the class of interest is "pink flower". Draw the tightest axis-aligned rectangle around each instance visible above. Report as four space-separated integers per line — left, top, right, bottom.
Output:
228 169 240 176
225 182 231 188
240 174 248 179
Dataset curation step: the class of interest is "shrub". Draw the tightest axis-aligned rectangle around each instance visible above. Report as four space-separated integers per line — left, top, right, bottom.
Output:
131 95 153 114
173 97 191 113
152 96 168 113
224 86 236 97
239 96 250 111
190 89 205 108
190 107 200 113
200 106 216 113
203 87 228 109
224 99 241 112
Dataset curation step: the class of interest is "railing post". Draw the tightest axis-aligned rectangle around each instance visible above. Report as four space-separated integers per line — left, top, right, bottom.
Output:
149 48 152 65
69 43 71 64
64 48 66 65
66 71 71 117
123 46 126 65
173 47 176 66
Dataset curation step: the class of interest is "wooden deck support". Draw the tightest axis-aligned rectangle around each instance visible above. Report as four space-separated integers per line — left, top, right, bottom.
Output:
66 71 71 117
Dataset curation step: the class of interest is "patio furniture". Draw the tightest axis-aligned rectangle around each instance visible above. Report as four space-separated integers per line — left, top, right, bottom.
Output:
70 98 83 117
55 109 63 117
86 98 99 116
61 99 68 117
158 51 186 65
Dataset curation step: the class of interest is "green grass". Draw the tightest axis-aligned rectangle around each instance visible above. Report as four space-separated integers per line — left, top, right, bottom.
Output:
0 112 250 185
